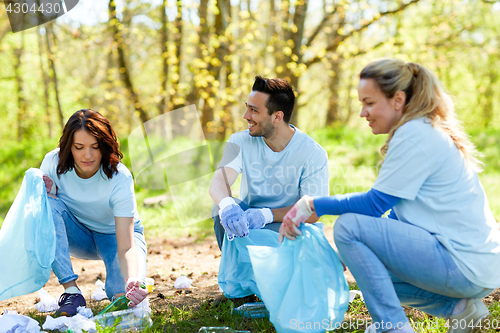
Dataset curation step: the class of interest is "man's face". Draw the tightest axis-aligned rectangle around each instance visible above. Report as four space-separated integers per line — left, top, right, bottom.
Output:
243 91 275 138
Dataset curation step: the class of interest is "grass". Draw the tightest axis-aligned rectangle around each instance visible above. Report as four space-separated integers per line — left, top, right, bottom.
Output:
23 283 500 332
2 127 500 332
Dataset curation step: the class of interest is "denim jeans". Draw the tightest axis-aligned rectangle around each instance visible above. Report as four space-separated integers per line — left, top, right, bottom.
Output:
212 202 281 250
48 197 147 300
334 213 493 333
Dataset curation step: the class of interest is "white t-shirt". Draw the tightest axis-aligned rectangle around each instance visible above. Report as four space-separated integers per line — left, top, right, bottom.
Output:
219 125 329 209
373 117 500 289
40 149 141 234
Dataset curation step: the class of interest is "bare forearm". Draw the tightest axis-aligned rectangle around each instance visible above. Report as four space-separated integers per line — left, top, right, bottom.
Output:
209 168 238 205
209 179 232 205
118 247 139 281
271 205 319 223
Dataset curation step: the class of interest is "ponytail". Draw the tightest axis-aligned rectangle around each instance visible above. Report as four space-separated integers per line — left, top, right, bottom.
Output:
360 59 482 172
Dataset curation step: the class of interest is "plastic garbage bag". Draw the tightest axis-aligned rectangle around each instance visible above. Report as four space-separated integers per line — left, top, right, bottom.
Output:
218 228 281 299
248 223 349 333
0 168 56 301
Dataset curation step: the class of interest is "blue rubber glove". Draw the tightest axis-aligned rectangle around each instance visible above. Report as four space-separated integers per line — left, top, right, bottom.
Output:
243 208 274 229
219 198 249 240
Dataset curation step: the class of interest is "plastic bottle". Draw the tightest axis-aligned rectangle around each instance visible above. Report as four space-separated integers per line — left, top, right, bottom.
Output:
232 302 269 318
97 295 130 315
97 284 147 315
198 327 250 333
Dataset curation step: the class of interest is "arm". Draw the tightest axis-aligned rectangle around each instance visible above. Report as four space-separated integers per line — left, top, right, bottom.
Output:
279 189 400 242
115 216 138 280
313 189 400 218
209 167 239 205
270 205 319 223
115 216 148 306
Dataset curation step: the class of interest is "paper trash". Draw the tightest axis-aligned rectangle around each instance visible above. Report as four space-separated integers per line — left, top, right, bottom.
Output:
43 314 96 333
349 290 364 302
35 288 59 313
174 275 192 289
91 280 107 301
0 313 42 333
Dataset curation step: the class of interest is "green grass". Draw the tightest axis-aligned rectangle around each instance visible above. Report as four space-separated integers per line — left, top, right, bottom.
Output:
2 127 500 332
23 284 500 332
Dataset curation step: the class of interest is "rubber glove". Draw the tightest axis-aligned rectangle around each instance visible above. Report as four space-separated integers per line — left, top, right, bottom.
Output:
243 208 274 229
125 278 148 307
219 197 248 240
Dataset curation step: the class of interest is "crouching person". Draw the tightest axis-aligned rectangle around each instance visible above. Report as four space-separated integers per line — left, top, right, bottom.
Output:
41 109 148 316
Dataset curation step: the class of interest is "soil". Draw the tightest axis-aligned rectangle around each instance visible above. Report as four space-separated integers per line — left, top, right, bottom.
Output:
1 225 499 320
0 226 353 315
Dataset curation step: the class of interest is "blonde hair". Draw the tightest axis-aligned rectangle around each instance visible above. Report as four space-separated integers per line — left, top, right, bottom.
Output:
360 58 482 172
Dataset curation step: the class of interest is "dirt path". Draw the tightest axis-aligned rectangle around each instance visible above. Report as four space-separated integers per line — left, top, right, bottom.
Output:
0 226 355 315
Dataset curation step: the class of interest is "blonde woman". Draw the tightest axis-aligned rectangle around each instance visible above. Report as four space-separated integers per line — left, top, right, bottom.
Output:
279 59 500 333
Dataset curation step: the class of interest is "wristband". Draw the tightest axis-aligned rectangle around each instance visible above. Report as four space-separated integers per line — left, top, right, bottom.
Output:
261 208 274 225
219 197 237 211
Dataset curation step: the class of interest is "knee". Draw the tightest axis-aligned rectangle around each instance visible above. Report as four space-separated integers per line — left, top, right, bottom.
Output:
48 196 64 216
333 213 359 244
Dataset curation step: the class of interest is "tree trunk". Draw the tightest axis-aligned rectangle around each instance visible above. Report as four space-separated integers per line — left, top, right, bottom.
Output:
45 24 64 131
109 0 149 124
14 32 25 142
37 28 52 138
201 0 230 139
157 0 169 115
184 0 208 108
171 0 184 110
282 0 309 126
325 59 342 127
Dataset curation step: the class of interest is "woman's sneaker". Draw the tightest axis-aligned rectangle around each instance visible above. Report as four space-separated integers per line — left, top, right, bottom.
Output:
447 299 490 333
55 293 86 317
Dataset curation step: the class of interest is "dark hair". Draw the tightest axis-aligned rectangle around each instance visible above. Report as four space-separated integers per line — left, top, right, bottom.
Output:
251 76 295 123
57 109 123 179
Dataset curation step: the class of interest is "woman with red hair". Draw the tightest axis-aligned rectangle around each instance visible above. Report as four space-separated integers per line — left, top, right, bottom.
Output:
41 109 147 316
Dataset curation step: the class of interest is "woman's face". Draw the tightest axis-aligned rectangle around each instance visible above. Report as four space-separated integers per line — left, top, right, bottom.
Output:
357 78 403 135
71 129 102 179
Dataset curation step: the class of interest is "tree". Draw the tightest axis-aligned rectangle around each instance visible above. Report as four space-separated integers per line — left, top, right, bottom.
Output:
109 0 149 124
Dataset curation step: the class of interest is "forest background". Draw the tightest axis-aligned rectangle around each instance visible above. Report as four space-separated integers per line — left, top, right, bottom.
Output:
0 0 500 231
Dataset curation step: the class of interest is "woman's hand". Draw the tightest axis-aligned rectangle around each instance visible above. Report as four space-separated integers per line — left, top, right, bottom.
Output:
278 195 314 243
43 174 57 198
125 278 148 307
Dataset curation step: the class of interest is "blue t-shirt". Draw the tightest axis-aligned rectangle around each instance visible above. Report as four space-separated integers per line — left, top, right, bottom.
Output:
40 149 141 234
373 117 500 289
219 126 329 209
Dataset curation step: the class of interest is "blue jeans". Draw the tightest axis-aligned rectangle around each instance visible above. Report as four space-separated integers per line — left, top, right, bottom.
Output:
49 197 147 300
212 202 281 251
334 213 494 332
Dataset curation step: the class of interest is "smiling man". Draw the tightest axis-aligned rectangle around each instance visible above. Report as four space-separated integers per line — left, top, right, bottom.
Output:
208 76 329 305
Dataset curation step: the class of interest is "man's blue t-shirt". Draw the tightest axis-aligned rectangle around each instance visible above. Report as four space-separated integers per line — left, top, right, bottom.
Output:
373 117 500 289
219 125 329 209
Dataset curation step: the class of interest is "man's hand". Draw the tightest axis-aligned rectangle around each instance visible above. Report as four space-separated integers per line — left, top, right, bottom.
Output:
125 278 148 307
219 197 248 240
279 195 314 242
243 208 274 229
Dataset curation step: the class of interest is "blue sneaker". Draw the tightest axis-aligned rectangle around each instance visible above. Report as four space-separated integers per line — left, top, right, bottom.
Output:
56 293 86 317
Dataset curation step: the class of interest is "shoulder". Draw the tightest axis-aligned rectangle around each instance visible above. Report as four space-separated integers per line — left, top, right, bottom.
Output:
42 148 60 165
229 130 254 146
115 163 133 180
292 127 328 160
394 117 451 146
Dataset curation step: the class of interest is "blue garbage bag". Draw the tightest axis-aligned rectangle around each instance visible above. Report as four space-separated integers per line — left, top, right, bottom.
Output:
0 168 56 301
218 228 280 299
248 223 349 333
